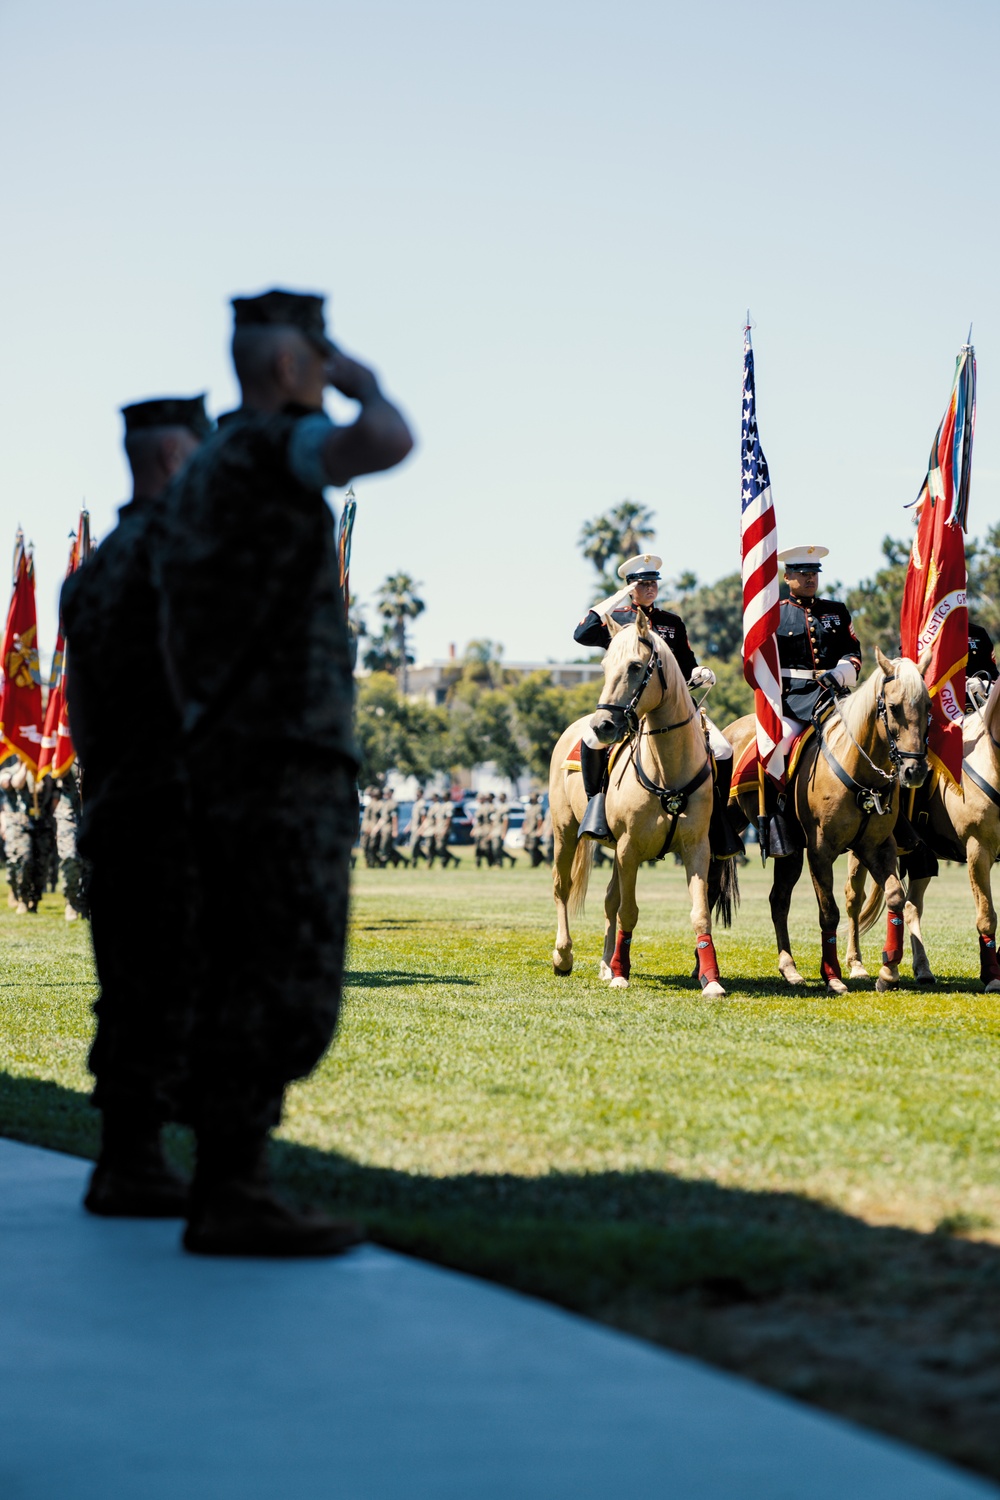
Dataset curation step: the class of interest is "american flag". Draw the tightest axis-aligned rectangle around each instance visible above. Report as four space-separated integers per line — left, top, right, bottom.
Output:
740 327 784 777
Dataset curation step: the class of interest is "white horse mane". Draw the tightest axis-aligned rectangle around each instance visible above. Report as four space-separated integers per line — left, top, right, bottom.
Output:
840 656 924 735
981 674 1000 744
603 619 685 684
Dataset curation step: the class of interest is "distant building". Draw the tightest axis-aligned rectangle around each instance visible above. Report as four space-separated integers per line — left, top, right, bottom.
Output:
405 654 604 706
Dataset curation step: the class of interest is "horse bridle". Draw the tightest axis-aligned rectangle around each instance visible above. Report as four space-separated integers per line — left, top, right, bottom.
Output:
876 673 930 773
595 639 692 740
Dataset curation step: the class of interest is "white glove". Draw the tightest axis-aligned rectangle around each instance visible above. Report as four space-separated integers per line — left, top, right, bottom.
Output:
829 659 858 691
592 585 634 620
688 666 716 689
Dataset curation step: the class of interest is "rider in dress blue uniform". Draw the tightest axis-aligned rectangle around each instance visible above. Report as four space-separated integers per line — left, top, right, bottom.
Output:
573 553 732 842
966 621 999 712
775 545 862 729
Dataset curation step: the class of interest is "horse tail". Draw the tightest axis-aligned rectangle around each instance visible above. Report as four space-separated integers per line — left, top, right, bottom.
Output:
568 837 595 916
858 877 886 935
711 856 741 929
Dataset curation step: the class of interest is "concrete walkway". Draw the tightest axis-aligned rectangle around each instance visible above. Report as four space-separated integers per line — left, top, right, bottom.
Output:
1 1138 995 1499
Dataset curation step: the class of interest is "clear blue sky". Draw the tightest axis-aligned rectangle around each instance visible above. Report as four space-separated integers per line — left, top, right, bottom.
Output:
1 0 998 667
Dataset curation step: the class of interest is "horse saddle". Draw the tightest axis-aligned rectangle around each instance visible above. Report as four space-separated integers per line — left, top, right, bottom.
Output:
730 726 814 802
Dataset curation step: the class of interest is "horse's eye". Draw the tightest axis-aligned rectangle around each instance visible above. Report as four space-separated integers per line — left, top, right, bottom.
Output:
892 703 906 721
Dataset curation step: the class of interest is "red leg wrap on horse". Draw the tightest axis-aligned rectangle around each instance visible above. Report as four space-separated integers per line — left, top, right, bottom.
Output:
882 911 904 967
611 929 632 979
979 933 1000 985
820 928 842 982
695 933 720 988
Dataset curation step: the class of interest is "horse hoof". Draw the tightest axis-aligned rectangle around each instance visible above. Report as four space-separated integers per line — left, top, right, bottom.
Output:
984 979 1000 993
916 975 937 988
598 961 613 981
552 951 573 975
780 966 805 986
701 981 725 999
848 963 870 980
609 976 629 989
553 964 572 976
826 977 848 996
875 975 897 993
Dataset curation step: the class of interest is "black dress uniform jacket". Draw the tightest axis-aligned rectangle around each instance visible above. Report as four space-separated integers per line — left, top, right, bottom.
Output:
777 596 862 722
967 621 999 710
574 604 698 682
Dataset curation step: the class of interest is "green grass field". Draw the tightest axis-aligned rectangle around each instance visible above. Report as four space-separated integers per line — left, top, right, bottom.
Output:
2 856 1000 1477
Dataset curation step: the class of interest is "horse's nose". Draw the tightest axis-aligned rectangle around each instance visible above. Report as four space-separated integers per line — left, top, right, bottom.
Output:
588 712 620 745
901 759 929 789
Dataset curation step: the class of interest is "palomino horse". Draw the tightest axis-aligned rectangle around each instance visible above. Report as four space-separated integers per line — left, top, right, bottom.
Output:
548 611 735 997
844 677 1000 993
726 649 930 994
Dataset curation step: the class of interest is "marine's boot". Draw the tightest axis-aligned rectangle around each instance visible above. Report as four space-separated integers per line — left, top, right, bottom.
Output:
84 1109 190 1218
578 741 612 842
766 783 803 859
184 1128 364 1259
893 801 920 856
709 757 745 860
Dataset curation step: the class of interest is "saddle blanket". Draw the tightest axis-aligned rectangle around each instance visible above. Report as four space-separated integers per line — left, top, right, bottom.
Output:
562 739 627 775
731 726 814 800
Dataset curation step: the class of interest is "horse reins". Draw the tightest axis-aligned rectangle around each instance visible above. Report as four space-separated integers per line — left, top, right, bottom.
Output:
817 671 929 841
599 638 710 858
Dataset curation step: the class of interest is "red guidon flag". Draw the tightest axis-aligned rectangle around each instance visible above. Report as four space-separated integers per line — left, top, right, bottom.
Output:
0 531 43 771
900 340 976 790
39 511 91 780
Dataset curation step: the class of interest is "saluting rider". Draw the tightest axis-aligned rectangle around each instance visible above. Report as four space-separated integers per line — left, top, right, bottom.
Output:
573 553 730 841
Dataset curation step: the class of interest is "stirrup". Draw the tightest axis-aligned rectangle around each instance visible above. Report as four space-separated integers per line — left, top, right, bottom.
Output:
579 793 612 842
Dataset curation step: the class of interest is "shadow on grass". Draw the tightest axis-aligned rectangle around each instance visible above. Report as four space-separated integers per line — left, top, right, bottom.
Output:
640 970 989 999
3 1069 998 1309
344 970 477 988
4 1070 1000 1477
352 919 422 930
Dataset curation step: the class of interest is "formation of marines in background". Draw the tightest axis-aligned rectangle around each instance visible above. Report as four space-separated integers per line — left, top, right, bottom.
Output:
0 760 87 919
358 786 552 869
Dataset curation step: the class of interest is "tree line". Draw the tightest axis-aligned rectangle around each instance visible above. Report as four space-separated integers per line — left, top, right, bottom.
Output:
353 500 1000 786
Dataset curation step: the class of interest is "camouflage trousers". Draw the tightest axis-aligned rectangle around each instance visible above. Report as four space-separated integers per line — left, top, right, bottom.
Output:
55 795 89 917
3 809 43 909
88 757 356 1137
87 774 194 1121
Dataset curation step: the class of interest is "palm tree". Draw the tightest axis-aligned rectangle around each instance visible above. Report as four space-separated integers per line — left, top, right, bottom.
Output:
375 572 425 694
610 499 656 560
578 513 621 583
578 500 656 596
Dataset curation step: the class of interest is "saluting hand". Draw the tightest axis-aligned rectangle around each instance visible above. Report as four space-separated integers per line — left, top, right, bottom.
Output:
324 346 381 404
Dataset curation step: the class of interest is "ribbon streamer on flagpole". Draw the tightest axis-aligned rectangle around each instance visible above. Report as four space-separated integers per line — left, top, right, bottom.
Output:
337 486 357 624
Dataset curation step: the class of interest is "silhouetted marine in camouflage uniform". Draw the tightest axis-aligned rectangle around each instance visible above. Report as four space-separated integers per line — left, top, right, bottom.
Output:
0 760 40 913
521 792 544 867
62 394 212 1220
52 767 88 919
153 288 413 1257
